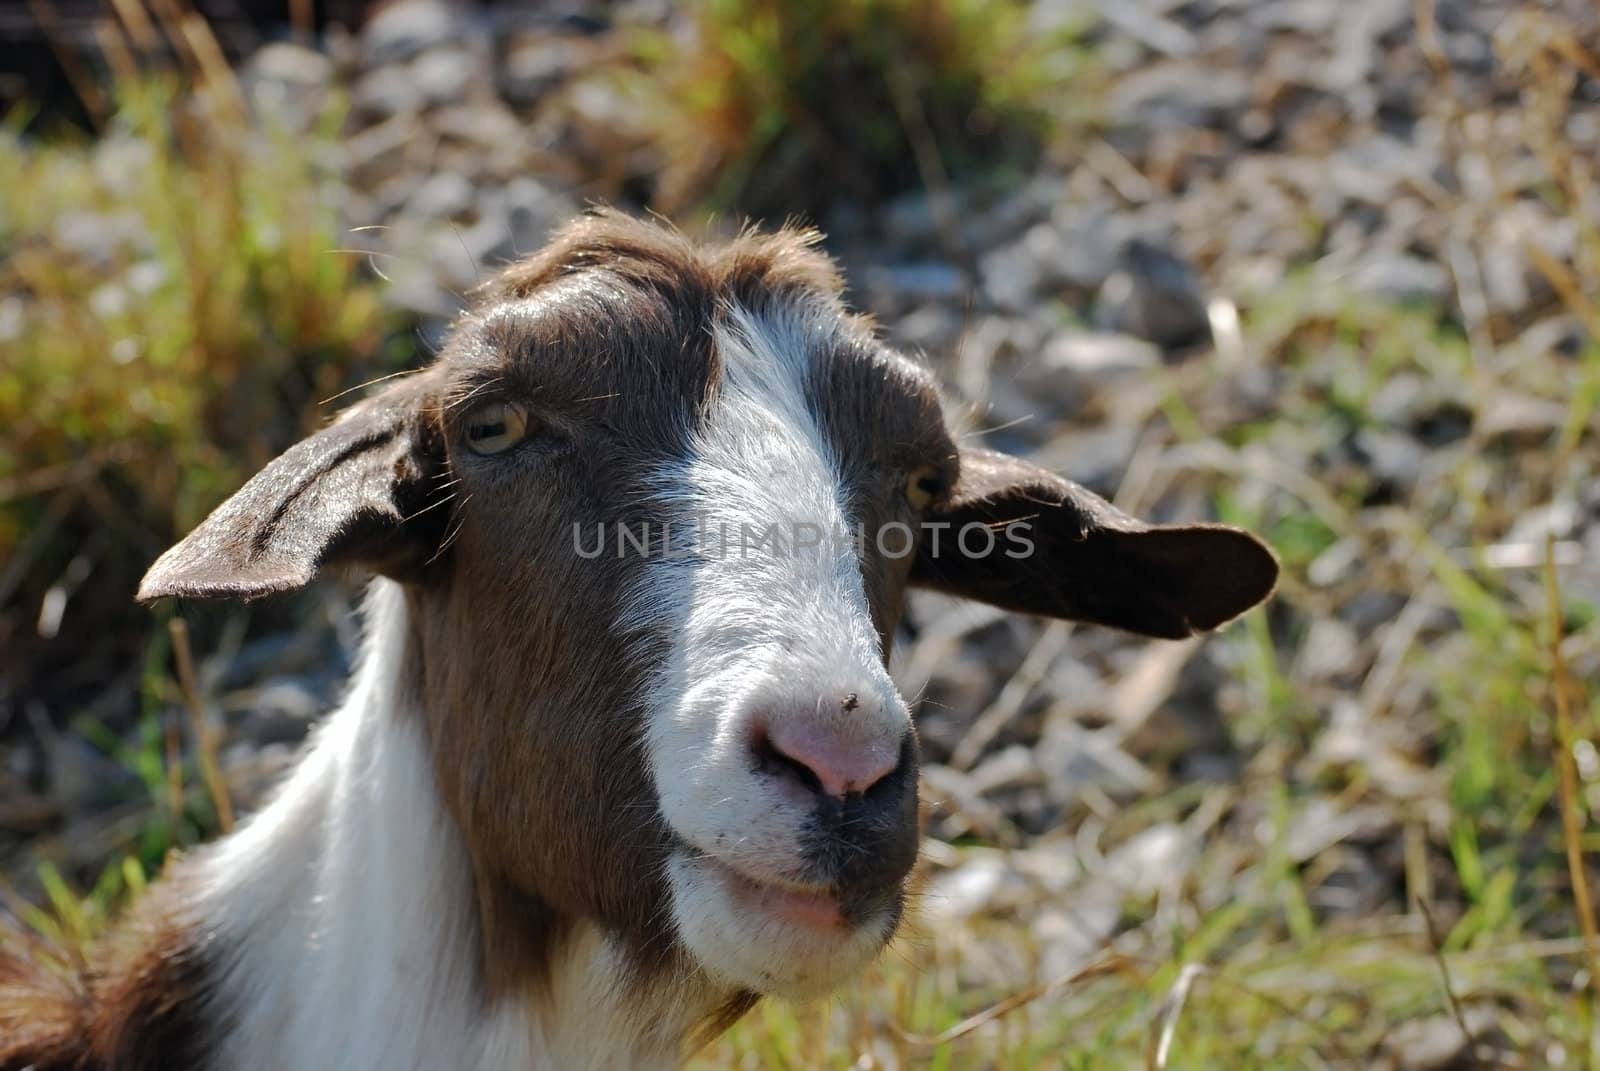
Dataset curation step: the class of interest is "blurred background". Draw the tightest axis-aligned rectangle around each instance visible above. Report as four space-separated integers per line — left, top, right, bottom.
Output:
2 0 1599 1066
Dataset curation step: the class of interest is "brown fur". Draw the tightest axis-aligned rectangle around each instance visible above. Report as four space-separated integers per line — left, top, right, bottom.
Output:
7 209 1277 1065
403 212 954 997
2 872 216 1071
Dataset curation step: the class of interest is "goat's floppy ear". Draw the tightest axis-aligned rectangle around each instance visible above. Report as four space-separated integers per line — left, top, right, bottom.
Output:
911 448 1278 638
137 377 446 602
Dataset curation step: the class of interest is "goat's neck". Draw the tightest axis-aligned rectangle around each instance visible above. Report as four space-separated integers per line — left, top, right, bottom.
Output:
180 581 714 1071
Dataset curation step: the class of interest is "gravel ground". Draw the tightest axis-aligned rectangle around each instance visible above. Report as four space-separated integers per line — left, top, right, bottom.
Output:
5 1 1600 1064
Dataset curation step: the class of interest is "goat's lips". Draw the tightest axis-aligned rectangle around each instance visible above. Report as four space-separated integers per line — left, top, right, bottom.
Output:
709 860 845 929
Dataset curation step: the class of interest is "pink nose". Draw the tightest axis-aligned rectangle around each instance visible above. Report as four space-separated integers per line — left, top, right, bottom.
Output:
761 716 904 799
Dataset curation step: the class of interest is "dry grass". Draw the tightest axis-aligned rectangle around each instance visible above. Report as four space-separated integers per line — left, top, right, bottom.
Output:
1 4 1598 1070
0 6 401 709
628 0 1096 220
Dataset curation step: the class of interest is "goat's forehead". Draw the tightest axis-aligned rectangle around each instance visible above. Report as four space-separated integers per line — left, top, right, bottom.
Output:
445 272 945 459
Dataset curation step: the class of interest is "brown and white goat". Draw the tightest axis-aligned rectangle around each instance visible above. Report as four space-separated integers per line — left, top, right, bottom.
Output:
0 211 1277 1070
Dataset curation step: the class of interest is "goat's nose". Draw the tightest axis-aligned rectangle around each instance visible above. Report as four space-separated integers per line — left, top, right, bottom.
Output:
759 715 905 799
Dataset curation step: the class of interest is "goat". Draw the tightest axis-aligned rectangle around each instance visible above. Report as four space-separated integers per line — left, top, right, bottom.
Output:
0 210 1277 1070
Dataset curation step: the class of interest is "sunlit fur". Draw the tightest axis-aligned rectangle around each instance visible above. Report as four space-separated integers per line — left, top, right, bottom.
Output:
636 304 912 996
191 582 711 1070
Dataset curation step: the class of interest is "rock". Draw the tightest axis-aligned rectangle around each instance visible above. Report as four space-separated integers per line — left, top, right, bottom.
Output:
1032 897 1120 977
1510 316 1587 362
477 176 579 265
1109 61 1250 132
865 262 968 302
361 0 464 67
821 200 868 242
1352 427 1425 496
1368 372 1434 427
923 853 1012 921
998 331 1164 432
1478 392 1569 444
1248 0 1341 34
228 679 326 747
1283 799 1395 862
1106 824 1193 897
891 303 964 354
406 171 477 222
92 135 154 199
433 101 527 150
0 296 24 344
363 172 424 221
1339 590 1408 634
1099 3 1197 57
1094 239 1211 349
1378 1008 1503 1071
501 34 580 107
1505 499 1582 546
124 260 166 296
352 64 424 120
882 190 940 246
247 42 333 90
51 210 151 265
979 239 1045 313
342 113 418 190
1053 425 1142 488
412 46 479 108
1296 618 1361 681
245 43 334 134
1346 254 1451 304
1324 134 1433 204
563 78 647 168
1482 200 1573 315
1029 215 1121 294
962 176 1062 249
88 282 127 320
1040 331 1162 386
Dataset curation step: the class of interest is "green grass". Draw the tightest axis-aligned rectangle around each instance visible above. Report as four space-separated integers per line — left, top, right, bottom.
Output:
690 247 1600 1066
690 918 1591 1067
5 5 1600 1069
0 74 402 683
15 294 1589 1068
628 0 1098 220
0 77 394 534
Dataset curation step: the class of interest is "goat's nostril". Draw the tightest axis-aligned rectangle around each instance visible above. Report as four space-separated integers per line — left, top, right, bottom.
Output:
752 730 825 796
758 719 902 800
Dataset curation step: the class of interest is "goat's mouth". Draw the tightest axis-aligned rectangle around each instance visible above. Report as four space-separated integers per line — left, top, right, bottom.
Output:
707 857 843 928
696 853 899 932
665 847 905 996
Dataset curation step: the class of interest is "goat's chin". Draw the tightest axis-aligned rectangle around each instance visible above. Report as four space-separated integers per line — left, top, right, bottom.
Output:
666 853 898 998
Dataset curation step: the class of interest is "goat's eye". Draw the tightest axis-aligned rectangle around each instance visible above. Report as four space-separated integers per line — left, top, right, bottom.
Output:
463 402 529 456
904 464 944 510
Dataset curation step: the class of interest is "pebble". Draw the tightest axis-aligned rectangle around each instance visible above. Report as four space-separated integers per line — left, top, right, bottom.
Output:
1109 61 1250 131
406 171 477 222
412 47 479 108
352 64 425 120
1040 331 1162 382
868 262 968 301
361 0 464 68
501 35 580 107
26 7 1585 1001
1346 254 1452 304
1094 239 1211 349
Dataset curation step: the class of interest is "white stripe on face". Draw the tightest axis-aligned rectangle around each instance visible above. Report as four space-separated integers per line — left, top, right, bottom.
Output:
632 302 913 995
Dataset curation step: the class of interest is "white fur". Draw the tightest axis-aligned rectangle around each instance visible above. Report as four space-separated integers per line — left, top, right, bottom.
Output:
638 303 912 996
174 303 914 1060
190 582 711 1071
